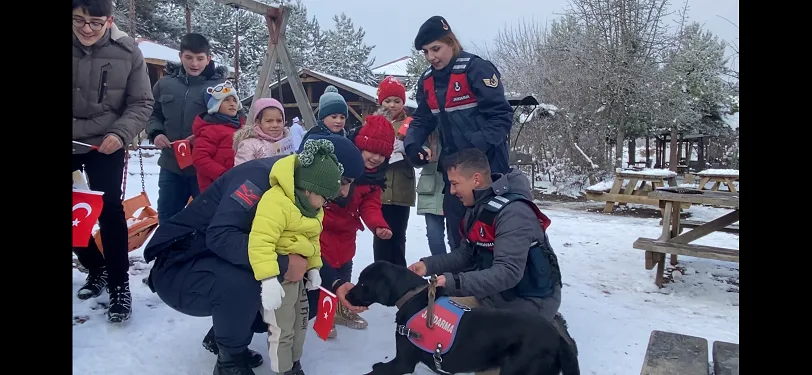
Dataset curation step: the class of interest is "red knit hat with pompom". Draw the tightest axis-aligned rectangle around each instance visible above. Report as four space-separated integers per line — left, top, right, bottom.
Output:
354 115 395 156
376 76 406 105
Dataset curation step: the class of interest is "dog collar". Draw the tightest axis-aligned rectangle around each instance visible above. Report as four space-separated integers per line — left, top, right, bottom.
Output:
395 284 428 309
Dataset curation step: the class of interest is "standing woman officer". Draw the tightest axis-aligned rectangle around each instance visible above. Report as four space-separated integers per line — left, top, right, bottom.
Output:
404 15 514 248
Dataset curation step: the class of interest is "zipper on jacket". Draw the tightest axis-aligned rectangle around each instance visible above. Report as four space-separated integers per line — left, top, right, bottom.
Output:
181 75 190 142
97 65 110 103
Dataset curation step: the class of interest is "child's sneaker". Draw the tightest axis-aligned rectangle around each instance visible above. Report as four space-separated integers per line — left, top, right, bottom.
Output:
289 360 305 375
334 302 368 329
77 266 108 300
106 281 132 323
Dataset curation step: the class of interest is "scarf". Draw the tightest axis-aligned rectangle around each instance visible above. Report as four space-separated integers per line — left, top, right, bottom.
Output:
208 112 242 128
294 189 320 218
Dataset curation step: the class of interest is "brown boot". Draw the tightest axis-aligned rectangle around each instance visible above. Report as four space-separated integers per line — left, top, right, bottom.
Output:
334 301 368 329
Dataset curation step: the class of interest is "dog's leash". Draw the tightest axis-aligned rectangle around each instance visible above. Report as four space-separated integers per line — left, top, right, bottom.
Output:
426 275 438 329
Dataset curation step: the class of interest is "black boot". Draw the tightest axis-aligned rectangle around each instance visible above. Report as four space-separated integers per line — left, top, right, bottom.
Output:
77 266 108 300
106 281 132 323
213 349 256 375
203 327 264 368
290 360 305 375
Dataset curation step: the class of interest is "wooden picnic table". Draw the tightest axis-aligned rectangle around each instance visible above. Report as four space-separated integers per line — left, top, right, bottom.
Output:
632 188 739 287
695 169 739 193
586 170 684 213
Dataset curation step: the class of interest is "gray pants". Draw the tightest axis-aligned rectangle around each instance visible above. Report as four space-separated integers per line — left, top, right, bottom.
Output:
263 280 309 374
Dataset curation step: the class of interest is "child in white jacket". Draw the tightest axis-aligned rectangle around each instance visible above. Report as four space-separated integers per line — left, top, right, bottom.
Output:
233 98 296 166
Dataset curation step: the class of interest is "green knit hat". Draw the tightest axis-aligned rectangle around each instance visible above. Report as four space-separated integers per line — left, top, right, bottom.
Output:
294 139 345 199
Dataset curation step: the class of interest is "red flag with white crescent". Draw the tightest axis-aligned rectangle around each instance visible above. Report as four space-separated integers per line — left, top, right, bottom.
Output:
313 286 338 341
173 139 194 169
72 189 104 247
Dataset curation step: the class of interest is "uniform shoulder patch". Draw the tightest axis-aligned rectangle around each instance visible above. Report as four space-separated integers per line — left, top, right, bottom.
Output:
483 73 499 88
230 179 264 210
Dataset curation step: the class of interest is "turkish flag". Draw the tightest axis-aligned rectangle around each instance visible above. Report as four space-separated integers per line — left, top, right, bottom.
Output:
73 189 105 247
173 139 193 169
313 286 338 341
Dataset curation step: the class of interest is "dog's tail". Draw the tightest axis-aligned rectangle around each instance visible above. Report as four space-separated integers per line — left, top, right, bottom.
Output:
558 333 580 375
554 313 580 375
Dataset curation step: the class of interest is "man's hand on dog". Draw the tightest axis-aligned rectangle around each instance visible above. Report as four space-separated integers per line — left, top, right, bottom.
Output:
336 282 367 313
408 261 427 276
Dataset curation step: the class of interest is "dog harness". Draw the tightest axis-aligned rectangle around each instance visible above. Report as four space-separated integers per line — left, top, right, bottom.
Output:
395 278 471 374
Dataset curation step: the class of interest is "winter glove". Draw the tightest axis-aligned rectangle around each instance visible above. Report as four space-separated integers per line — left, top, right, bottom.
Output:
305 269 322 291
393 139 405 155
261 278 285 311
405 144 429 166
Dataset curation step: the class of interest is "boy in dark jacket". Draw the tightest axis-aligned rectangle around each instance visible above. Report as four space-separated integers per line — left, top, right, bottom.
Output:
191 81 246 192
311 115 395 336
146 33 228 223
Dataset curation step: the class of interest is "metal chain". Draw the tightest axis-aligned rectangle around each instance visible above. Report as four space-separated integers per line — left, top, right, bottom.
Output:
138 148 146 193
121 150 129 201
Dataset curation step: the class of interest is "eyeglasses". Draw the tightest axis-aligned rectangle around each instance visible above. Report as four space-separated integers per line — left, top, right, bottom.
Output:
72 17 107 31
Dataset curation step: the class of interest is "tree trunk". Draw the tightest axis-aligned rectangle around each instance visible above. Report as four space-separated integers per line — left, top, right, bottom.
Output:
628 138 636 165
615 119 626 170
645 136 651 167
185 5 192 33
129 0 136 36
669 126 679 172
233 9 240 90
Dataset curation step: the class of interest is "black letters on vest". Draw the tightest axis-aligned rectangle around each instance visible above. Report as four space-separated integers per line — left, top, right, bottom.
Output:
463 193 562 301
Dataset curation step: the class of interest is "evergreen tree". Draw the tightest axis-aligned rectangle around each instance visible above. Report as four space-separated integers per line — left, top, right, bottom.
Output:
405 47 430 99
320 13 377 85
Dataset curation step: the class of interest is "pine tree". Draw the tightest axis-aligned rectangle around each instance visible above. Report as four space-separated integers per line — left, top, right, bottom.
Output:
405 47 430 99
321 13 377 85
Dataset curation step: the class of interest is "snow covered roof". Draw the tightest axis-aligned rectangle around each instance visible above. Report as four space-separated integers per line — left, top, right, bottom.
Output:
371 56 410 77
260 68 418 109
137 39 234 72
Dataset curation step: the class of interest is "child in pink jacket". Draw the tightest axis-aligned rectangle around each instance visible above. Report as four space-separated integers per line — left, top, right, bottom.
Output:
233 98 296 166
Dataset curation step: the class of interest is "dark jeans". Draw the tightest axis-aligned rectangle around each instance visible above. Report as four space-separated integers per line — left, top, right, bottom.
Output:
308 259 352 320
151 254 262 355
373 205 411 266
157 168 199 224
443 191 466 250
424 213 450 255
72 149 129 286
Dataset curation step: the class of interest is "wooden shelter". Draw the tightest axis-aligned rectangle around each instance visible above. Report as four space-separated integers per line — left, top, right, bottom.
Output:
242 68 418 129
652 132 711 172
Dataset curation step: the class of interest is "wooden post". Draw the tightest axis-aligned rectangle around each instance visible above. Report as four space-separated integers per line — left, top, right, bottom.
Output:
213 0 316 130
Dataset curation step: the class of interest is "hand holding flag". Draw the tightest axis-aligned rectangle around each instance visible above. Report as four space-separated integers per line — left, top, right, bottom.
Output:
172 139 194 169
72 190 104 247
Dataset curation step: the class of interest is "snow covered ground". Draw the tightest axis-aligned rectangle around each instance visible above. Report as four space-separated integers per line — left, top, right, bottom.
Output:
73 151 739 375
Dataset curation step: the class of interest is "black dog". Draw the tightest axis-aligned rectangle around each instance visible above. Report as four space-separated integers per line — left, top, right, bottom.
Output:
346 261 580 375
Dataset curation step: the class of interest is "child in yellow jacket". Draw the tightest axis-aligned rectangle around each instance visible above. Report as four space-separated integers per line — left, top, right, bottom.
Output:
247 139 344 375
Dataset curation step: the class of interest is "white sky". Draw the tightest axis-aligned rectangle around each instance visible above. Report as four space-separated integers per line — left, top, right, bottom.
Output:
298 0 739 70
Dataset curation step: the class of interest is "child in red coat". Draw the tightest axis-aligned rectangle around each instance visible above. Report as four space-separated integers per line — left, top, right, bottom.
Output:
314 115 394 335
192 81 246 192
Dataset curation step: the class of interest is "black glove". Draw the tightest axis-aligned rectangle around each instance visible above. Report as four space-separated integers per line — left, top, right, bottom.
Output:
405 144 429 166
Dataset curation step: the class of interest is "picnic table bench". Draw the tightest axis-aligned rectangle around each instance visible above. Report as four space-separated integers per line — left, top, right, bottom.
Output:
586 169 687 213
633 188 739 287
640 330 739 375
695 169 739 193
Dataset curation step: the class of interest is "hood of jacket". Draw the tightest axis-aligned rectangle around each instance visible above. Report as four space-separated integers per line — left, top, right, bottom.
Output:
269 154 299 204
472 168 532 204
165 60 228 81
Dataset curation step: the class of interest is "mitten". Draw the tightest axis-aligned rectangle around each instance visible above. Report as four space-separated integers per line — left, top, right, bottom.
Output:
305 269 322 291
393 139 405 155
261 278 285 311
